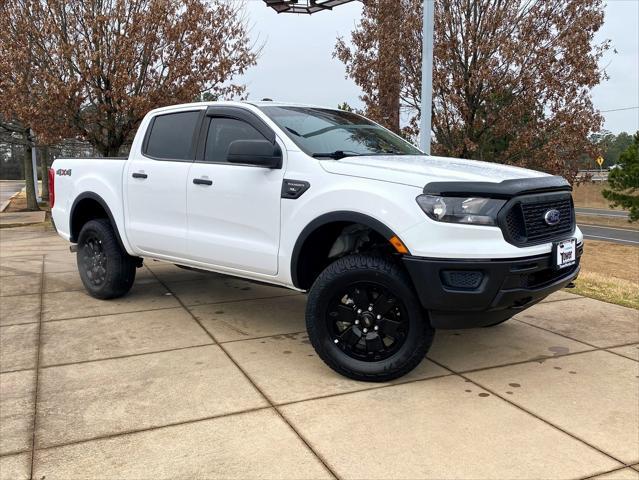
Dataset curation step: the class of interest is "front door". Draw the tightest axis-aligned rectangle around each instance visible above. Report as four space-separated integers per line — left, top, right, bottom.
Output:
126 109 201 258
186 109 283 275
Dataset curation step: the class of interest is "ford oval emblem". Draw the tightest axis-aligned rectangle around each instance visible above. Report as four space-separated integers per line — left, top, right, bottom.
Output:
544 209 561 226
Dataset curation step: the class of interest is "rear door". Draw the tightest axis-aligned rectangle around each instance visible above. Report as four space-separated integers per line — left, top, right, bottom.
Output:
125 109 203 257
186 106 284 275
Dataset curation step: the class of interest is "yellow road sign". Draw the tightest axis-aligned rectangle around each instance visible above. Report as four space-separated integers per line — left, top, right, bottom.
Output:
596 156 604 166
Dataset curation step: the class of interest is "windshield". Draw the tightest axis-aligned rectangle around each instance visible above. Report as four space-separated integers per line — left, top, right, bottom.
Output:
258 106 423 158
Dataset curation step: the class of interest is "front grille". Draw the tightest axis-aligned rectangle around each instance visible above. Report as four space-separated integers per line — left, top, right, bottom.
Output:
500 193 574 246
504 206 527 243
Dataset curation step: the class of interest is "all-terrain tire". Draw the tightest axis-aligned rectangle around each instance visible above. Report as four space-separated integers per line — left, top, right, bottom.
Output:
77 219 136 299
306 254 435 382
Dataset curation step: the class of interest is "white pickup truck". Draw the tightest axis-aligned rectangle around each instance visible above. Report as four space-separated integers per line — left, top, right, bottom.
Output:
50 101 582 381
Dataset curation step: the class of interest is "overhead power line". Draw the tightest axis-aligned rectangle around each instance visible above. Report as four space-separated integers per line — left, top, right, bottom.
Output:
600 106 639 113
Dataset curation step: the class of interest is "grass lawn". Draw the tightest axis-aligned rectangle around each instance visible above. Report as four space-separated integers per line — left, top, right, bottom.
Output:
573 240 639 309
573 181 637 229
4 188 49 212
572 182 615 209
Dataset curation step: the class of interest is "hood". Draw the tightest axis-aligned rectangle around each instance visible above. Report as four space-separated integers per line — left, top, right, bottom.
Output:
319 154 548 188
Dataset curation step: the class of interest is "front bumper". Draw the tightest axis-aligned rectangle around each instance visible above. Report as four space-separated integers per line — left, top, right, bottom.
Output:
402 244 582 329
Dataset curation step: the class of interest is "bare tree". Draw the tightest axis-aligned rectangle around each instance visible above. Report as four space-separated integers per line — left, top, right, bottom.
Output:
0 0 258 156
335 0 403 134
335 0 609 181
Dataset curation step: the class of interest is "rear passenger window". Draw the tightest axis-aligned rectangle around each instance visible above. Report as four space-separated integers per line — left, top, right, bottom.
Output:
204 117 266 163
145 111 200 160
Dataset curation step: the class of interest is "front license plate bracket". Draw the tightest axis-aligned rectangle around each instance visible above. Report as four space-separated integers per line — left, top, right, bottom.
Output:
553 238 577 270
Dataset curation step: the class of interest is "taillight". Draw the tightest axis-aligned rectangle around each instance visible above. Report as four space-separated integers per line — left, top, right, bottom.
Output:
48 168 55 208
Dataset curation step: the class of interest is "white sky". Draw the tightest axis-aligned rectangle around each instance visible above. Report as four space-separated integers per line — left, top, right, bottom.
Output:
240 0 639 135
591 0 639 134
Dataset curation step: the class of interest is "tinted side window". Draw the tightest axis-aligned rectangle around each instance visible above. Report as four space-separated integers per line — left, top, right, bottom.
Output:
145 111 200 160
204 117 266 163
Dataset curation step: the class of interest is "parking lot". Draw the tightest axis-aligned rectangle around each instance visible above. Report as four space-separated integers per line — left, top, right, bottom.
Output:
1 225 638 480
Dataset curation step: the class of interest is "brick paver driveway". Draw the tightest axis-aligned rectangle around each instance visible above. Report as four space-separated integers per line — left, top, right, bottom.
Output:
1 225 638 480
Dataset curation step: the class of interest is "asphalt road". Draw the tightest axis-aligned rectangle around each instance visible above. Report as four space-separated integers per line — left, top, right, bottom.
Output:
575 207 630 219
0 180 24 210
579 224 639 246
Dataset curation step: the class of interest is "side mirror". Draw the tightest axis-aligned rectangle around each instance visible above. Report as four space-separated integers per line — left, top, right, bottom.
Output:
227 140 282 169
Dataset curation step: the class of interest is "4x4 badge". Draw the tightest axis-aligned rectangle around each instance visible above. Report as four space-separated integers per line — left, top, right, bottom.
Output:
56 168 72 176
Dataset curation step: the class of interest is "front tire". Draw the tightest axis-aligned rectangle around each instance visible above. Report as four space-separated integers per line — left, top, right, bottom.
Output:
306 254 435 382
77 219 136 299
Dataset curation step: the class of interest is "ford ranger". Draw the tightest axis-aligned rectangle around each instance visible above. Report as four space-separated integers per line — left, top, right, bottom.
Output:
49 101 582 381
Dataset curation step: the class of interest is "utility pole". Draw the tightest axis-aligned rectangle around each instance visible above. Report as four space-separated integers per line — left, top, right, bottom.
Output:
30 129 41 202
419 0 434 154
263 0 435 151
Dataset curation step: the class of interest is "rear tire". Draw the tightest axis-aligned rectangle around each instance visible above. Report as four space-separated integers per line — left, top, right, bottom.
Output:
306 254 435 382
77 219 136 299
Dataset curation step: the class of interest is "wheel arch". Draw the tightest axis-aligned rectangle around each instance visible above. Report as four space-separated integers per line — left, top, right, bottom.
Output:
290 211 408 290
69 192 126 252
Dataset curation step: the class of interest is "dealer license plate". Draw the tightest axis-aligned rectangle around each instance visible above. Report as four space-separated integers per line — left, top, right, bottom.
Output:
555 238 577 269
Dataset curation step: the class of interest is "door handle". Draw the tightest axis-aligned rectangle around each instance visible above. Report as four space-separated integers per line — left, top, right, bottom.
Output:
132 172 148 179
193 178 213 186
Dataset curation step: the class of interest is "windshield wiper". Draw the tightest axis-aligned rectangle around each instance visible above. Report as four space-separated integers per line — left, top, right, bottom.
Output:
311 150 363 160
380 149 407 155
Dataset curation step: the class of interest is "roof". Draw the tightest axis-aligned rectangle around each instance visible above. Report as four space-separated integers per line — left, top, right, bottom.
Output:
245 100 330 109
145 100 342 117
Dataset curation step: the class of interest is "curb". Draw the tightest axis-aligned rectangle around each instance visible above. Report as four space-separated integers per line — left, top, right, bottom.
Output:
0 221 50 229
0 187 24 213
0 208 48 229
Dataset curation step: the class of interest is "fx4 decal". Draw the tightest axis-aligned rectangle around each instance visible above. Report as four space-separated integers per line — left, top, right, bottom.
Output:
56 168 72 176
281 179 310 199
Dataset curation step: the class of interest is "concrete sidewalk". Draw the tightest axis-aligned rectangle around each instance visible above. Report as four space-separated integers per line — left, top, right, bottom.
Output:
0 225 637 479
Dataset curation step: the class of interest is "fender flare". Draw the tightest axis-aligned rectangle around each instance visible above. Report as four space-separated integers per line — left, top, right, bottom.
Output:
290 211 401 289
69 192 127 252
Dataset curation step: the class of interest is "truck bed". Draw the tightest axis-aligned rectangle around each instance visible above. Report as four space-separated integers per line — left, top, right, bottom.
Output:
50 157 128 242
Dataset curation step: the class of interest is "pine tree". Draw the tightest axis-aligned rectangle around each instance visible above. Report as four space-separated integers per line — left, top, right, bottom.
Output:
603 132 639 221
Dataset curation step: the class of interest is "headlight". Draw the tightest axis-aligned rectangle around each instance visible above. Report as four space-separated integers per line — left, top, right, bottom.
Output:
416 195 506 226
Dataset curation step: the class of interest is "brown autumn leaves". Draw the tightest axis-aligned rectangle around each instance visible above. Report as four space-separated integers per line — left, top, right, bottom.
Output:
1 0 608 181
336 0 609 181
0 0 257 156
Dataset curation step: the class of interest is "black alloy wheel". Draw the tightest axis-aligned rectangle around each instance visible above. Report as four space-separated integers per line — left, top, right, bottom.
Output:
80 235 108 287
327 282 409 362
306 254 435 382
